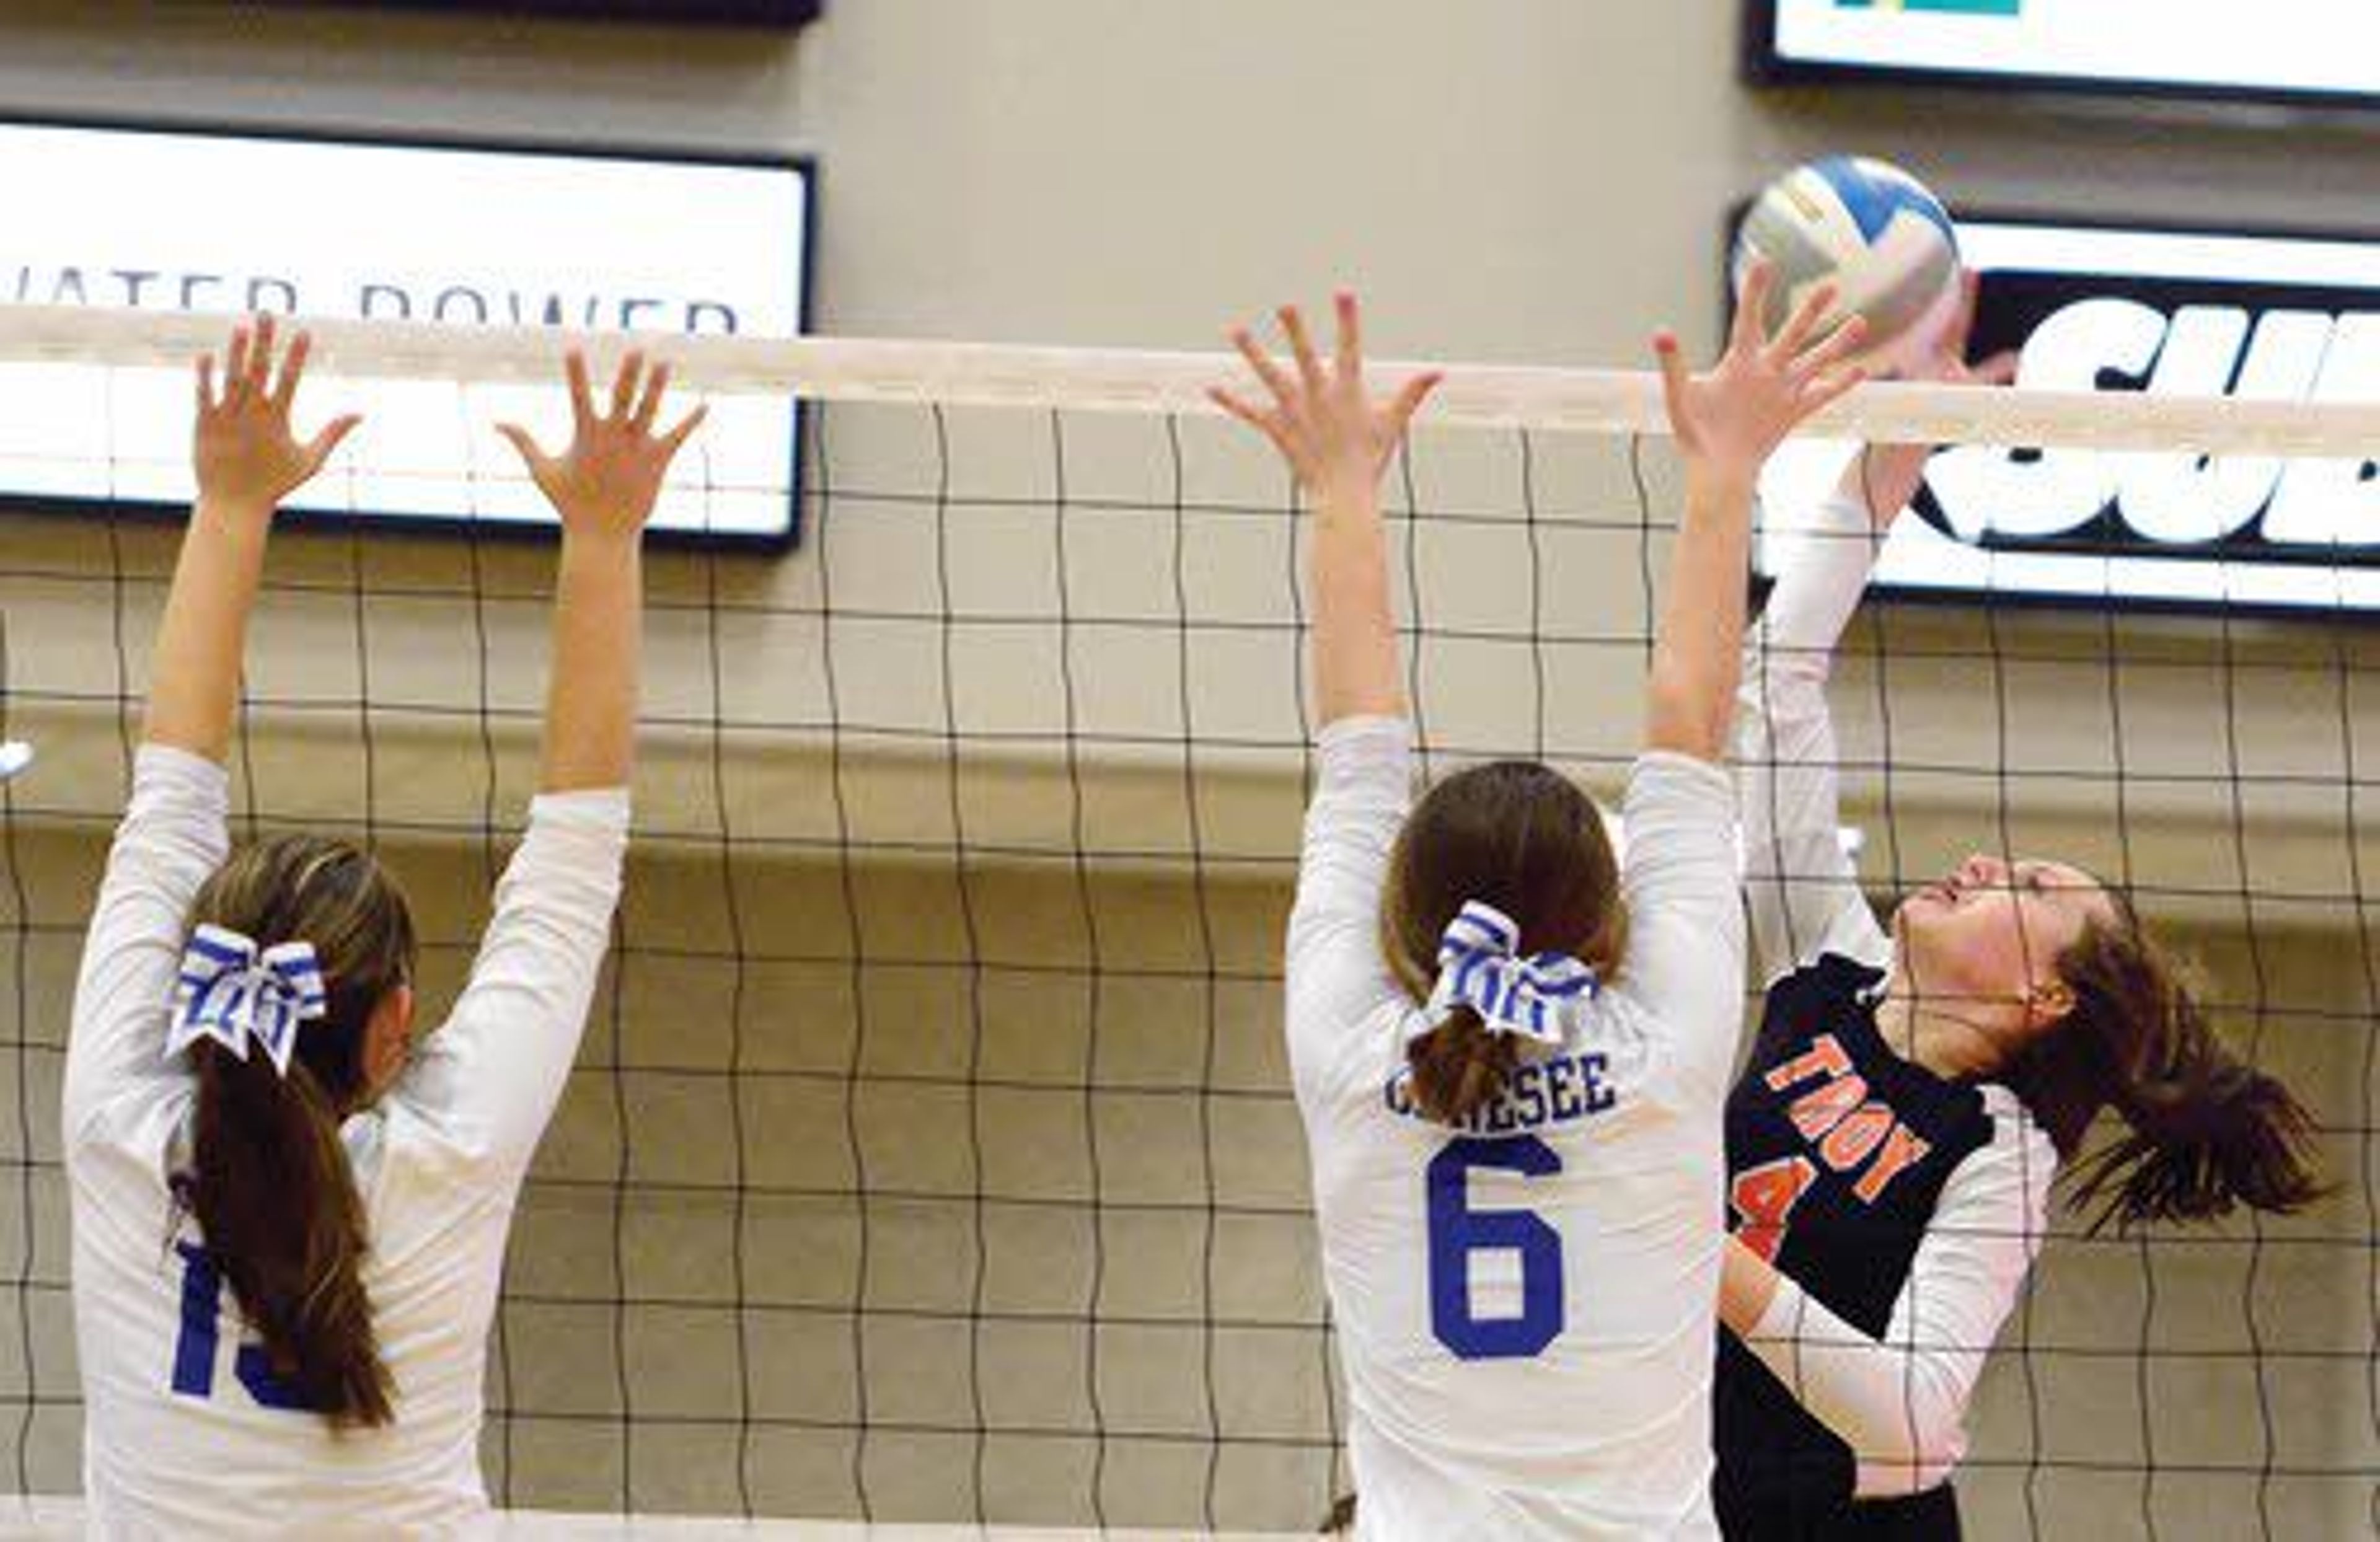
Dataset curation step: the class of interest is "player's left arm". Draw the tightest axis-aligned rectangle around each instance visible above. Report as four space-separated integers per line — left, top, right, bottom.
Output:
1718 1096 2055 1493
1644 262 1865 766
145 318 360 764
67 323 359 1141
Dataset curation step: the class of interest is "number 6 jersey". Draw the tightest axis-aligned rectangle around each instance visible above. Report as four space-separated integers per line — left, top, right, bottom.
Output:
1287 717 1744 1541
64 745 627 1538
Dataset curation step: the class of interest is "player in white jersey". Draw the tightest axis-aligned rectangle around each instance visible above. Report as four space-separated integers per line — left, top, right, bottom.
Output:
65 317 704 1537
1209 278 1866 1541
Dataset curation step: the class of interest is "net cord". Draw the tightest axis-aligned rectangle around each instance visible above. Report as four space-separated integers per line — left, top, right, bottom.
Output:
2 304 2377 452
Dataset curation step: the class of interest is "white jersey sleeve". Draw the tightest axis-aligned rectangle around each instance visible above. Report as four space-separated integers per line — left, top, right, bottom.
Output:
1735 491 1892 985
1608 751 1745 1107
1285 715 1413 1105
68 780 629 1537
1292 737 1734 1538
1739 1083 2056 1496
387 784 628 1175
63 744 231 1145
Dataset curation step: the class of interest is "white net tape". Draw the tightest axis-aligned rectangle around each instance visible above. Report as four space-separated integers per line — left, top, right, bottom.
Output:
4 302 2378 451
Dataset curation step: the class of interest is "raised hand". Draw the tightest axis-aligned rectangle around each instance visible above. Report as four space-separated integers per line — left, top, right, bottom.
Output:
498 350 707 540
1844 267 2012 523
1655 260 1868 483
193 316 361 512
1900 267 2017 388
1209 293 1442 506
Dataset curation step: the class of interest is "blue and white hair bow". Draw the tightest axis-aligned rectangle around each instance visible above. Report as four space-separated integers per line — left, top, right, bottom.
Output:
164 923 328 1078
1414 900 1598 1047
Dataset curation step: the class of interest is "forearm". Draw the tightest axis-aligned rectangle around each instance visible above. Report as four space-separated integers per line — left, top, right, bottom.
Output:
1734 486 1892 976
1837 444 1930 528
143 498 272 764
1645 464 1754 760
1718 1233 1783 1336
1734 1263 1970 1479
539 529 641 792
1308 485 1405 726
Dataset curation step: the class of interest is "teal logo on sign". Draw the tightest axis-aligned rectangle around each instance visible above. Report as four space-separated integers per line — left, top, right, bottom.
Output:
1838 0 2021 14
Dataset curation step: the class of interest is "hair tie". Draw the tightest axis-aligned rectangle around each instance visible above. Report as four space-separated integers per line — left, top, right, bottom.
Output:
1411 899 1597 1047
163 923 328 1078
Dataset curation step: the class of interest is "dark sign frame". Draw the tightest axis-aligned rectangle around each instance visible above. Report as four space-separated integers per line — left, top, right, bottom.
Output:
1742 0 2380 114
251 1 823 27
1729 201 2380 620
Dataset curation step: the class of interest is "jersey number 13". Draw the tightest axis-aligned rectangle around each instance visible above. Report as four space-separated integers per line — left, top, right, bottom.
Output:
169 1241 319 1411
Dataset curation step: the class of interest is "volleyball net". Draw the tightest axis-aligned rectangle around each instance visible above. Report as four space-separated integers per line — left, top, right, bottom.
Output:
0 306 2368 1536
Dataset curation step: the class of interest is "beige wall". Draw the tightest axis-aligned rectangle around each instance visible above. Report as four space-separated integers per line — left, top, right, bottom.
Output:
0 0 2371 1533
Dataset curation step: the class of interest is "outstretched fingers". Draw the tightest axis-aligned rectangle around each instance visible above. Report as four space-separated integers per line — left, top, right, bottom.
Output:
302 412 363 474
1278 304 1326 399
245 315 279 400
1229 326 1300 415
608 351 645 421
1731 260 1776 355
496 421 552 478
1332 291 1364 394
1766 280 1841 367
268 329 312 415
1798 362 1868 422
1652 330 1695 446
1207 385 1294 459
564 350 597 433
1381 369 1442 444
631 362 672 433
221 326 253 408
659 401 710 457
1789 314 1869 383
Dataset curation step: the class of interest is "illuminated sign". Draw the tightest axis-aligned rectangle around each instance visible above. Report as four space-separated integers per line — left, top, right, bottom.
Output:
1751 0 2380 108
0 119 813 546
1756 218 2380 612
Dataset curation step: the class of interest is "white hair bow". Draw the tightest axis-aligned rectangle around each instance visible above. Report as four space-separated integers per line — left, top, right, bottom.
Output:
1413 900 1598 1047
163 923 328 1078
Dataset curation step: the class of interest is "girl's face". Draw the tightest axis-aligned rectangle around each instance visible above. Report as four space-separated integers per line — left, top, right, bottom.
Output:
1892 853 2119 1051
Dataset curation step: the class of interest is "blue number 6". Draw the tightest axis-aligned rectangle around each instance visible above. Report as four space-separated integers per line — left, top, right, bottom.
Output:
1426 1135 1565 1360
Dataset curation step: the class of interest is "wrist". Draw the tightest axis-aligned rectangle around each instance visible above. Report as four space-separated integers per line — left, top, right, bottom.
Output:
192 492 275 531
1719 1237 1783 1333
1306 476 1383 521
560 522 645 557
1683 460 1757 511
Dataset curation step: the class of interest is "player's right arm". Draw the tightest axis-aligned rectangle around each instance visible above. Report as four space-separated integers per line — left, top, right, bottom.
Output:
1621 267 1866 1096
1721 1085 2055 1493
1735 272 2009 985
1211 294 1439 1095
67 322 360 1140
396 353 703 1172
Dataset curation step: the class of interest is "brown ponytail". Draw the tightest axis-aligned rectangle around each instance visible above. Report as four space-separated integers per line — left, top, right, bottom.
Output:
180 836 416 1428
2001 895 2327 1235
1382 760 1623 1127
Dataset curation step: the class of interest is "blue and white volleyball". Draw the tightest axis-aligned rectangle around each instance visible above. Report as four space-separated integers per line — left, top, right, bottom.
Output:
1732 156 1960 371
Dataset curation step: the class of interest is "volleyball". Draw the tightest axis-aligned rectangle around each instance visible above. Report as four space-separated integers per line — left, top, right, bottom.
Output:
1732 156 1961 371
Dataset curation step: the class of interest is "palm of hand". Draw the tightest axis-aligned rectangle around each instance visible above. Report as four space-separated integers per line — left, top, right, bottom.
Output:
1210 296 1442 508
196 405 318 507
498 350 707 538
1297 379 1406 499
192 321 356 510
1673 351 1817 471
537 431 672 529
